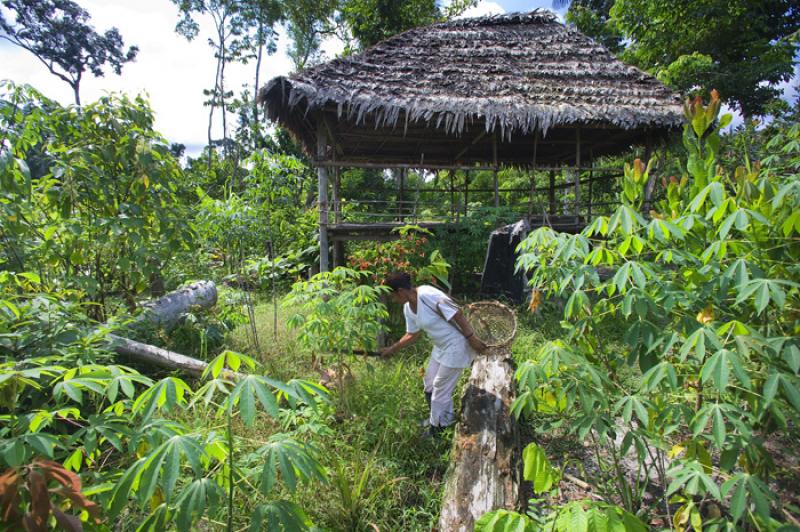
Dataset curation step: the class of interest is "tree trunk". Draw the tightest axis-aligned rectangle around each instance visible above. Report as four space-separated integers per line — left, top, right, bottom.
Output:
109 334 209 378
138 280 217 332
109 281 219 377
438 350 520 531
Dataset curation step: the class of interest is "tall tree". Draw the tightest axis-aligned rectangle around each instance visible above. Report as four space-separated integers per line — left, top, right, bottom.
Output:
558 0 799 117
172 0 254 160
339 0 439 48
0 0 138 106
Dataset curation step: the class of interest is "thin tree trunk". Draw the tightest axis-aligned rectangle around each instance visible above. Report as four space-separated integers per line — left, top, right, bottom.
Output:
253 17 264 148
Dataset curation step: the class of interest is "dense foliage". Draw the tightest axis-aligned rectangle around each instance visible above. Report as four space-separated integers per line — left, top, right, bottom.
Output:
565 0 799 116
493 93 800 529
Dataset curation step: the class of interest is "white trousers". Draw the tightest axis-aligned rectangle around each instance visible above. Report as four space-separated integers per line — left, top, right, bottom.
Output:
423 358 464 427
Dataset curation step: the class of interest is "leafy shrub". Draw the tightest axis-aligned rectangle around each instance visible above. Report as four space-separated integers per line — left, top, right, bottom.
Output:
513 91 800 528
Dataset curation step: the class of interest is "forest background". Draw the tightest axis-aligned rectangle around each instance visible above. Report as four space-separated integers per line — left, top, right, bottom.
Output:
1 0 799 530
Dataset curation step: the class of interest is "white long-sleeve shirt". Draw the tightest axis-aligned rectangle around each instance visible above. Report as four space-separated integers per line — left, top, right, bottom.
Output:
403 285 474 369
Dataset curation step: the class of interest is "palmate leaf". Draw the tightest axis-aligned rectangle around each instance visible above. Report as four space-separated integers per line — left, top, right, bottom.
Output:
137 435 205 505
474 509 534 532
255 435 326 495
175 478 223 532
250 500 311 532
721 473 774 524
131 377 192 419
522 443 561 494
735 278 798 315
226 375 281 425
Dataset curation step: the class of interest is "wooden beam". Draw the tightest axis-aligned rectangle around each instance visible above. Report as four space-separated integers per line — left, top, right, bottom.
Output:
528 133 539 218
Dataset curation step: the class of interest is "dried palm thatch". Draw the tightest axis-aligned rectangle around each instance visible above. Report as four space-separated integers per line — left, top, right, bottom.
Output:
258 10 682 167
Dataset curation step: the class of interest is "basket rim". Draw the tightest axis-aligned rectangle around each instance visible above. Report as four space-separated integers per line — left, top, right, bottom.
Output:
464 300 517 348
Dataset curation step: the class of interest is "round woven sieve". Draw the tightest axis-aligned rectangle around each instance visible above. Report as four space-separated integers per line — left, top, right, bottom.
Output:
464 301 517 348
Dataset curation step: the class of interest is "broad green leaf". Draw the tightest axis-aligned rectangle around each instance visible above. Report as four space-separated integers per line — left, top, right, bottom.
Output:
522 443 561 494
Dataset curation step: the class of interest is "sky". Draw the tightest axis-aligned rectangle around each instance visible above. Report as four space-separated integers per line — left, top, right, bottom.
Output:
0 1 562 155
1 1 794 156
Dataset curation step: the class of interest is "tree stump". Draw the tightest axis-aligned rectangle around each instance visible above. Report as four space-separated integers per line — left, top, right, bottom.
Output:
438 348 520 531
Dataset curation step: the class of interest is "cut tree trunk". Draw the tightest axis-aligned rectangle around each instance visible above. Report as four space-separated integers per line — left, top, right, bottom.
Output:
138 280 217 331
109 281 218 377
109 334 209 378
438 349 520 531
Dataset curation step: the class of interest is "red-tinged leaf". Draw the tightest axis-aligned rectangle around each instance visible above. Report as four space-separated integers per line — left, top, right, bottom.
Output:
37 459 81 491
52 486 102 522
26 470 49 532
52 506 83 532
0 469 21 522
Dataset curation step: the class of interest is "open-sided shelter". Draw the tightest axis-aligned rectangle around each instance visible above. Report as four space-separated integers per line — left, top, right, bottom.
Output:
259 10 683 271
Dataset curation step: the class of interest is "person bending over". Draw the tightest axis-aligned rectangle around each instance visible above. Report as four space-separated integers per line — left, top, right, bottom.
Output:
380 272 486 436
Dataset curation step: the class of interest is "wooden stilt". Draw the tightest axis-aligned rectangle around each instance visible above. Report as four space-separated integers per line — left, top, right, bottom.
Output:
316 124 330 272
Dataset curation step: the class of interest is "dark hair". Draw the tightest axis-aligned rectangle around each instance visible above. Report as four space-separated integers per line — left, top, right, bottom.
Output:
384 272 412 291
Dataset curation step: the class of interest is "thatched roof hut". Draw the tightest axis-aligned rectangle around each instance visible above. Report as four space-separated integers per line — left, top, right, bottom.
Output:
258 10 682 167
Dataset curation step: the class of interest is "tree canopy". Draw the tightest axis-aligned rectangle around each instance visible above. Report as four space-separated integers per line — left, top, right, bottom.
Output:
0 0 138 105
564 0 800 117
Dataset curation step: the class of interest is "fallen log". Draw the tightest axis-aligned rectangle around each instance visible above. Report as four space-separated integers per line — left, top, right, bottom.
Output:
109 334 208 378
138 280 217 331
438 349 520 531
108 281 218 377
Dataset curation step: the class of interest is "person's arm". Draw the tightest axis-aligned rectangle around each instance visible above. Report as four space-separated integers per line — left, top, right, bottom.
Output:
381 331 421 357
451 310 487 353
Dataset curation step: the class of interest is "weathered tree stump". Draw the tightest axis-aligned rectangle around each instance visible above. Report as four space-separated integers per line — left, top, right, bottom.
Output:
438 348 520 531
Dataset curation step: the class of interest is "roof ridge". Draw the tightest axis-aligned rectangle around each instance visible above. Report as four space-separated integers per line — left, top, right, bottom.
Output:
438 9 558 28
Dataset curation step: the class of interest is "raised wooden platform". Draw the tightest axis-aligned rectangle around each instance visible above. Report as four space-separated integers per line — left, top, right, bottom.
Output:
327 215 586 242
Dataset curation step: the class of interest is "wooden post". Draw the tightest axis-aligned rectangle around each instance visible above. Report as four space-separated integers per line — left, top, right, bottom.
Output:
587 152 594 221
548 170 556 215
449 170 456 220
316 124 330 273
528 134 538 218
574 128 582 219
464 171 470 217
332 167 345 267
398 168 406 222
493 134 499 208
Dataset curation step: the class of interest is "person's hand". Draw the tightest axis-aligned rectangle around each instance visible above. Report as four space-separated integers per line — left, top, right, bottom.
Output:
467 334 487 354
380 346 394 358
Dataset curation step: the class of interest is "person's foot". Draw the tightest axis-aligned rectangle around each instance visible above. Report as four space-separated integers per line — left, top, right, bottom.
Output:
421 424 443 439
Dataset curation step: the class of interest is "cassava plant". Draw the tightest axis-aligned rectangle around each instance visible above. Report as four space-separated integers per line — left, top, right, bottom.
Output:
476 443 647 532
0 270 329 530
513 91 799 529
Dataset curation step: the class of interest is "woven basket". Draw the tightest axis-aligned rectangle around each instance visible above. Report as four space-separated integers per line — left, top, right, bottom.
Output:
464 300 517 348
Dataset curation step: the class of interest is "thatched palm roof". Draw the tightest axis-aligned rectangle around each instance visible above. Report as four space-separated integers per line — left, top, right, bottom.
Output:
259 10 682 167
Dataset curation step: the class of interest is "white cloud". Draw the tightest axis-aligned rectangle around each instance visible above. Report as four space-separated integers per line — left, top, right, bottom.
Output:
1 0 294 154
457 1 506 19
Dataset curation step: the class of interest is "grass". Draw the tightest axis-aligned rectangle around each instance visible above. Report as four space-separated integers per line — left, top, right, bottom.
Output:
222 298 452 531
205 294 628 530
